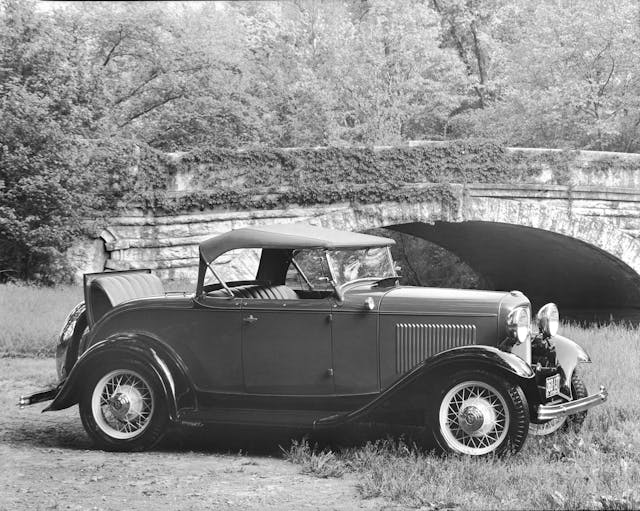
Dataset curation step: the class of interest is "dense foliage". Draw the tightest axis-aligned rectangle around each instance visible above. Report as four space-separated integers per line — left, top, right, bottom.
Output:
2 0 640 282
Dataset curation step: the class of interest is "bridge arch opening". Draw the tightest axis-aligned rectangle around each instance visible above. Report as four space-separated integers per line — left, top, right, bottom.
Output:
367 227 484 289
377 221 640 321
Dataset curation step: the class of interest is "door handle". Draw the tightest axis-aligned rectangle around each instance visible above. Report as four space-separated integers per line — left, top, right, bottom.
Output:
243 314 258 324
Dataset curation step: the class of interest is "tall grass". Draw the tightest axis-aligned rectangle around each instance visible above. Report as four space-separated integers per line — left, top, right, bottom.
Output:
285 323 640 510
0 283 83 355
0 280 192 356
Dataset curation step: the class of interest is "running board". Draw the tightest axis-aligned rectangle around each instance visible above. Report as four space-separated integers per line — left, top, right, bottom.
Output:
179 408 342 428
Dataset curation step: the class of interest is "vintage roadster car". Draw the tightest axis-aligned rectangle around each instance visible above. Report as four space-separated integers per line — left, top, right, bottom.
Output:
20 223 607 456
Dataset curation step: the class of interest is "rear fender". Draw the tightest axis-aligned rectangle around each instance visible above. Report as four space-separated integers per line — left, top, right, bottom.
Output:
45 334 196 421
55 302 87 381
316 345 535 427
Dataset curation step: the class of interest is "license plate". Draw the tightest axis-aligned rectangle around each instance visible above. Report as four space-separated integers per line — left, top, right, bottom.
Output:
546 374 561 398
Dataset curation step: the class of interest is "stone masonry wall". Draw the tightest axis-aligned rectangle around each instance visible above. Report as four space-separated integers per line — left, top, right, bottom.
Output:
66 147 640 283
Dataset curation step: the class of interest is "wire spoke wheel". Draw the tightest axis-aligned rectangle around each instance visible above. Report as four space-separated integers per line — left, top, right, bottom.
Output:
439 380 510 455
430 370 529 457
529 416 567 436
91 369 155 440
80 360 169 451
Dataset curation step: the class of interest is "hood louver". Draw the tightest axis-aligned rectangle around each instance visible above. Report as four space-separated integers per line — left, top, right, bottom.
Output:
395 323 477 373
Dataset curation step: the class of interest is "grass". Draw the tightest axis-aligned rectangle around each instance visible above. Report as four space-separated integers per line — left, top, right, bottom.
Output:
0 280 193 356
285 433 640 510
0 283 83 356
2 283 639 508
284 323 640 510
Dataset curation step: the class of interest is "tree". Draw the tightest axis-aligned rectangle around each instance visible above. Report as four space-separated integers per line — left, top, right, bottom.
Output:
458 0 640 151
0 0 89 281
0 1 139 282
239 0 467 146
57 2 266 150
332 0 467 144
237 1 348 147
431 0 503 113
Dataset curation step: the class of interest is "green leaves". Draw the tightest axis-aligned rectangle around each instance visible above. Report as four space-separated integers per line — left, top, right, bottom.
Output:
465 0 640 151
3 0 640 283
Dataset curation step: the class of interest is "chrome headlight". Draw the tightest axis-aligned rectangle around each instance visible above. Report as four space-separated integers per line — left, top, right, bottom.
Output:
507 306 530 345
537 303 559 337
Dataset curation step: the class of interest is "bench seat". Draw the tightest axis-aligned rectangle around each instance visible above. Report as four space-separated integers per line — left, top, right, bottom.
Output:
209 284 299 300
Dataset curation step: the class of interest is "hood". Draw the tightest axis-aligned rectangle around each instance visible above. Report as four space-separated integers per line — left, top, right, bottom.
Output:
379 286 530 317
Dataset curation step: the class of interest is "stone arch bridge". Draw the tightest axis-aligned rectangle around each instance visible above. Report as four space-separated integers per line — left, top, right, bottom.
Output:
70 147 640 321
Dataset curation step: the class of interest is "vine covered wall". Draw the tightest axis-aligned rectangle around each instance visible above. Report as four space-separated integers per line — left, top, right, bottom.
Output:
118 140 640 215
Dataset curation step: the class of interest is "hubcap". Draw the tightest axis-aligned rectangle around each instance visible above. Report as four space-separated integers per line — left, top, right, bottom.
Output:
109 394 128 414
91 370 154 440
459 405 484 434
439 380 510 455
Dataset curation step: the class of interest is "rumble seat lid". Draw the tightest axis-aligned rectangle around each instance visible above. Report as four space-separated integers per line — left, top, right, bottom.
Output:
199 223 394 265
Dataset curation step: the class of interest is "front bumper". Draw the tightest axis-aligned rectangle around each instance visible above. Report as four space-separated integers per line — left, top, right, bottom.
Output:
536 385 608 421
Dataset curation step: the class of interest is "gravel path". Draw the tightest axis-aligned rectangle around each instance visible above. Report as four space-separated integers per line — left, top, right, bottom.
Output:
0 358 394 511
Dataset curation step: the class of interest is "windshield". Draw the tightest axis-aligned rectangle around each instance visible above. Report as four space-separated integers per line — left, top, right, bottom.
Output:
286 246 396 291
326 247 396 287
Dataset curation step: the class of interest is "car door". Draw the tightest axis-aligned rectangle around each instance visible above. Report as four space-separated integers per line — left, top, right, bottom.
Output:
241 296 334 395
331 291 381 394
190 294 244 393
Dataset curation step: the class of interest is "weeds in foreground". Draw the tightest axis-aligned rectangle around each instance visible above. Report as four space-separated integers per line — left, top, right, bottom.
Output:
285 434 640 510
282 439 345 478
281 326 640 510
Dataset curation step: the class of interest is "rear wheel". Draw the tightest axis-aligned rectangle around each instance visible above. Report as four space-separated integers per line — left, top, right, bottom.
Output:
429 370 529 456
79 361 168 451
529 372 588 436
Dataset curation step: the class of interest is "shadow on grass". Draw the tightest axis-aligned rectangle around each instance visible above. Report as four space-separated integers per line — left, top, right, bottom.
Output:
161 422 436 458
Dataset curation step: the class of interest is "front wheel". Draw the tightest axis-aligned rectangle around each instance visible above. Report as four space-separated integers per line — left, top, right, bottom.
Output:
79 361 168 451
429 370 530 456
529 371 589 436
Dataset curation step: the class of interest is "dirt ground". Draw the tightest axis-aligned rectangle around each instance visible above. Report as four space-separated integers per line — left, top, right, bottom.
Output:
0 358 397 511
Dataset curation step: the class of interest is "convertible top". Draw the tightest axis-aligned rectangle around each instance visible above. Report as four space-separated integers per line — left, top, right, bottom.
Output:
199 223 395 265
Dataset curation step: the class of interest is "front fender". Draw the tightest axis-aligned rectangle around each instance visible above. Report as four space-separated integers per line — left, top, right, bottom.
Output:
316 345 535 427
549 334 591 392
424 345 535 379
44 333 196 421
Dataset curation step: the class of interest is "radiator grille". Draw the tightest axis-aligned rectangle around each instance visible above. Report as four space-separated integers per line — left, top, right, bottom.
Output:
395 323 477 373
